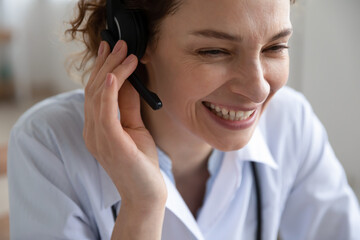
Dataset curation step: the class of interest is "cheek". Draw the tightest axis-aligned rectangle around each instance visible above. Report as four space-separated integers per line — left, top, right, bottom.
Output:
259 57 289 113
156 58 229 103
263 57 289 93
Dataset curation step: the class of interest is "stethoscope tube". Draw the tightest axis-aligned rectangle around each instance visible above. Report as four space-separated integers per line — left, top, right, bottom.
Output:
111 162 262 240
251 161 262 240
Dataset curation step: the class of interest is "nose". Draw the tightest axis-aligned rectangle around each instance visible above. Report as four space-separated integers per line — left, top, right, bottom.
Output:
228 58 270 104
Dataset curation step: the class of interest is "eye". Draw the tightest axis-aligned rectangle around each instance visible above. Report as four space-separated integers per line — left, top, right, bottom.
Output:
198 49 229 57
264 44 289 53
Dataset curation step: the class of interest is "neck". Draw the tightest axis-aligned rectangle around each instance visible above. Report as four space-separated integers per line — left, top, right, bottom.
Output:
141 103 213 180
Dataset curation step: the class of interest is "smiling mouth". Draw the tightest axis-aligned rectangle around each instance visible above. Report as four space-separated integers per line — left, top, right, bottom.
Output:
203 101 255 121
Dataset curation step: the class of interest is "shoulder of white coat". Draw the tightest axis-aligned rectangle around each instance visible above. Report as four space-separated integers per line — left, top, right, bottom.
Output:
10 89 87 165
8 89 103 233
8 88 101 190
12 89 85 136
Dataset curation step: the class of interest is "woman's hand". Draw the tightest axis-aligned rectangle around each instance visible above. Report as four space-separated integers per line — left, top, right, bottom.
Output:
83 40 167 211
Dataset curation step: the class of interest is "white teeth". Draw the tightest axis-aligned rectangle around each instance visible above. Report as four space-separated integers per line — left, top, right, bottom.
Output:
204 102 255 121
236 111 244 119
221 108 228 115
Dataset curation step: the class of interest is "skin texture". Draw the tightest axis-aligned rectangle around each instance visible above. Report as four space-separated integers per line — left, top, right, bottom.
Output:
141 0 292 202
83 0 292 238
84 41 167 240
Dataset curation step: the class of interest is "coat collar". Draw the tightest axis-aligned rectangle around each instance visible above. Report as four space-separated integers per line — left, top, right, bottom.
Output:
236 127 278 169
99 126 277 210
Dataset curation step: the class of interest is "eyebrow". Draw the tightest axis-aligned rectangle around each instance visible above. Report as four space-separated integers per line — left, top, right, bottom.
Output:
190 29 243 42
189 28 293 42
269 28 293 42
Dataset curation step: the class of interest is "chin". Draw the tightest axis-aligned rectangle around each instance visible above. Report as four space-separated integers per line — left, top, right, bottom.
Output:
207 129 255 152
215 143 249 152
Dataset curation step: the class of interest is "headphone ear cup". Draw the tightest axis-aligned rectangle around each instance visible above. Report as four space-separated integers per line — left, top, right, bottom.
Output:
103 0 162 110
100 30 117 51
131 11 148 60
113 9 148 60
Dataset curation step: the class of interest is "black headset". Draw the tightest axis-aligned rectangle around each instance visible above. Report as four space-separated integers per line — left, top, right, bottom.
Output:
101 0 162 110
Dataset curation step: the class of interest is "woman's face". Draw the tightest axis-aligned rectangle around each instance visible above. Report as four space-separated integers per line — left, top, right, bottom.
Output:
142 0 292 151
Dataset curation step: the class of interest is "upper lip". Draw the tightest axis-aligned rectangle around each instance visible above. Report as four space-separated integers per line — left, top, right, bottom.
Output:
202 101 259 112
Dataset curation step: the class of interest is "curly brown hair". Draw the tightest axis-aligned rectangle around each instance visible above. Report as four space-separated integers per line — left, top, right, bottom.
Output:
65 0 181 83
66 0 296 84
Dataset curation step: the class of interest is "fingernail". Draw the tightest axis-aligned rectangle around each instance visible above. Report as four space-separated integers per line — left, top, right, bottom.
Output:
122 54 136 65
112 40 123 53
105 73 113 88
98 41 105 56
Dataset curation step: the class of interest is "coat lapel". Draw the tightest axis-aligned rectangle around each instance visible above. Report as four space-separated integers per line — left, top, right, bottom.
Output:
161 169 205 240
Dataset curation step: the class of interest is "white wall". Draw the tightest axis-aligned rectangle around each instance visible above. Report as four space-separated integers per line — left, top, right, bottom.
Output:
4 0 81 102
289 0 360 198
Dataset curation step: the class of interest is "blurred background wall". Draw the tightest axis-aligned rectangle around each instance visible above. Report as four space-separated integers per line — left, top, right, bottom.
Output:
289 0 360 197
0 0 359 238
1 0 81 103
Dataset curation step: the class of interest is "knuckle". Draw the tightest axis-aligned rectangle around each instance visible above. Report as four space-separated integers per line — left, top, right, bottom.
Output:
113 65 133 80
107 51 119 61
108 46 127 62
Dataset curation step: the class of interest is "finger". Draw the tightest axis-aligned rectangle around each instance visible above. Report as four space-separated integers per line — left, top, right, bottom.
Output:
86 41 110 90
93 40 128 91
118 78 145 130
98 73 121 132
111 54 144 129
98 72 141 164
84 40 109 140
99 54 139 133
87 40 127 135
83 89 100 153
84 41 110 138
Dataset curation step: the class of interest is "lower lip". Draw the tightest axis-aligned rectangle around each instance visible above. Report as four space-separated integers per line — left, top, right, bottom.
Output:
203 104 258 130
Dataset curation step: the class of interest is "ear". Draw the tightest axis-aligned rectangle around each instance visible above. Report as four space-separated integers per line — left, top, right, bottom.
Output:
140 45 152 64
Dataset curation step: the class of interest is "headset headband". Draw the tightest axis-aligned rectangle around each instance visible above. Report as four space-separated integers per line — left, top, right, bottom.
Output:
106 0 125 40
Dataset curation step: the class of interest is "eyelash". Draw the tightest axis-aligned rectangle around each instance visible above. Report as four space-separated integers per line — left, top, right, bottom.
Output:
264 45 289 53
198 49 229 57
197 44 289 58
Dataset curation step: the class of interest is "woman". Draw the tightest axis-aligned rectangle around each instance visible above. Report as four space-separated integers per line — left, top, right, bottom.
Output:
8 0 360 239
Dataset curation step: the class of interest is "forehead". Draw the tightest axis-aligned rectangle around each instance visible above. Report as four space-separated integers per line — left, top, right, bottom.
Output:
160 0 291 43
